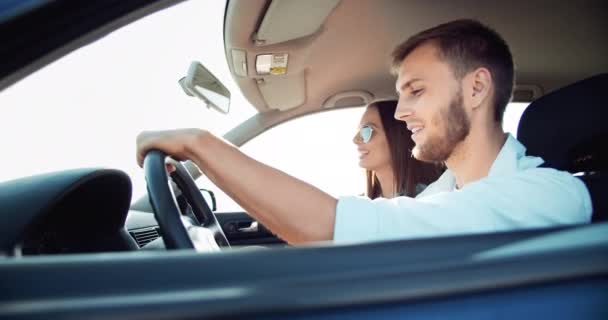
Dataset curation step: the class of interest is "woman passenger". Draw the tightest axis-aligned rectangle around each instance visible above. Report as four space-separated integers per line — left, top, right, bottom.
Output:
354 100 442 199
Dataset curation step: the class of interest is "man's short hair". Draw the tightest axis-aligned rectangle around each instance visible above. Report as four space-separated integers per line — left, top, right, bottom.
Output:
391 19 514 123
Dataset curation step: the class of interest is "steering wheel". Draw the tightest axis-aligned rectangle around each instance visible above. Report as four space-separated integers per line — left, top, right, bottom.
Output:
143 150 230 251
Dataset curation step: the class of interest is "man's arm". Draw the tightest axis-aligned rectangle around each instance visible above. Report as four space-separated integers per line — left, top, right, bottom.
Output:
334 167 592 243
136 129 337 244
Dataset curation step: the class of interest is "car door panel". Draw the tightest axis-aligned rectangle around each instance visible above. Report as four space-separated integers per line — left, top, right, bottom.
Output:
215 212 285 246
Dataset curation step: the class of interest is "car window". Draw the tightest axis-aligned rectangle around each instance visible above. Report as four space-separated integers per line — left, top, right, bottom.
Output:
503 102 530 136
214 102 530 212
199 107 365 212
0 1 255 201
215 103 529 212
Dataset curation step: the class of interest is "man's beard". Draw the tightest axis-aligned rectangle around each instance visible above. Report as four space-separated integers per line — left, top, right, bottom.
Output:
413 89 471 162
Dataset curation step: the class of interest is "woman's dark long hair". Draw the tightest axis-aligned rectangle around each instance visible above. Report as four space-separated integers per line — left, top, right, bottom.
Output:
366 100 443 199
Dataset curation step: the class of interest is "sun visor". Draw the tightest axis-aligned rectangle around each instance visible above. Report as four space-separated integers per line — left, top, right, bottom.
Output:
255 0 340 46
257 73 306 111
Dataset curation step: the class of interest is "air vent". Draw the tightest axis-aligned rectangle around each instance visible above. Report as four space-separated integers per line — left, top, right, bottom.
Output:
130 227 161 248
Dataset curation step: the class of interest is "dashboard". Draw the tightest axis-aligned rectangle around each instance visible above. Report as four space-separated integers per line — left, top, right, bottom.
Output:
0 168 136 255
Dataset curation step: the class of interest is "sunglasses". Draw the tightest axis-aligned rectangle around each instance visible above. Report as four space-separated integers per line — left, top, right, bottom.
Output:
358 125 374 144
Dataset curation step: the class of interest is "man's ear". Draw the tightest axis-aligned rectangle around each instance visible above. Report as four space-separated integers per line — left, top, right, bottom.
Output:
466 67 492 110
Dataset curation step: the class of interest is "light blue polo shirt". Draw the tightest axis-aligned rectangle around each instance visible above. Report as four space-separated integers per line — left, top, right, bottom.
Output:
334 134 592 243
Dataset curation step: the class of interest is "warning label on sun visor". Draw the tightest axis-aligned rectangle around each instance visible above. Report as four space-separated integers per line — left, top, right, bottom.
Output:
270 54 288 75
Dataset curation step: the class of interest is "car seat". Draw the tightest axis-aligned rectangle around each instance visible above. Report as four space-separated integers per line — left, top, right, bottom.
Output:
517 74 608 222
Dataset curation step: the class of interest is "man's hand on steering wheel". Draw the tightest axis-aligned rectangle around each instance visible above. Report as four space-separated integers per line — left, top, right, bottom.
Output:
142 149 230 251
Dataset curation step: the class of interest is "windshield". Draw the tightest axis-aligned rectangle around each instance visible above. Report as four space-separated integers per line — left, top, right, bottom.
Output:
0 1 255 201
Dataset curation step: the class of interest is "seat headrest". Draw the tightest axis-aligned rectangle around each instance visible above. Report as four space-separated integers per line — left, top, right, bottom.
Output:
517 74 608 173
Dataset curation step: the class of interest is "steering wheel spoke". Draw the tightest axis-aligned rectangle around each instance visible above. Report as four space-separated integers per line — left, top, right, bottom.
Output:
143 150 230 251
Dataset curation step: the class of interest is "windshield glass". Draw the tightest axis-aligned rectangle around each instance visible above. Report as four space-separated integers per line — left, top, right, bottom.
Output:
0 1 255 201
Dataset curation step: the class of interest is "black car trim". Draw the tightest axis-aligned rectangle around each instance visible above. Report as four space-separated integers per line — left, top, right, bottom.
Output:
1 224 606 318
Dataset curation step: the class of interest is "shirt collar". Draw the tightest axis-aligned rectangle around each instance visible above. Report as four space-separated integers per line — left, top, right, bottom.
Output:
488 133 544 177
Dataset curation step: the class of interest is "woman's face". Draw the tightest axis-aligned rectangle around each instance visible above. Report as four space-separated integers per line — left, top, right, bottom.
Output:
353 106 392 171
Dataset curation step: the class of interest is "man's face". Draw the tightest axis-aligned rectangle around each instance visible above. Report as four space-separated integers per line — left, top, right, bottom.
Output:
394 43 470 162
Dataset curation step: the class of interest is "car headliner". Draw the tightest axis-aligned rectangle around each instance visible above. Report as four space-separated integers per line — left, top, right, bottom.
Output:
225 0 608 115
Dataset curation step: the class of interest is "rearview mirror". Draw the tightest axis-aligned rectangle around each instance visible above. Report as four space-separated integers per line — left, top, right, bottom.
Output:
199 188 217 212
179 61 230 114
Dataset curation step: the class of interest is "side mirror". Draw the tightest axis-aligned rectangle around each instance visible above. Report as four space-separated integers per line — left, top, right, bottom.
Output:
199 188 217 212
179 61 231 114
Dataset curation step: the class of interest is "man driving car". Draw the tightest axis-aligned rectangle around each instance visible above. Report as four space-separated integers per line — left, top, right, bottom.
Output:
136 19 591 244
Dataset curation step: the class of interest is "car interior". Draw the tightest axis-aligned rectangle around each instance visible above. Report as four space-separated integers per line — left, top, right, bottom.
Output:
0 0 607 319
128 0 608 249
